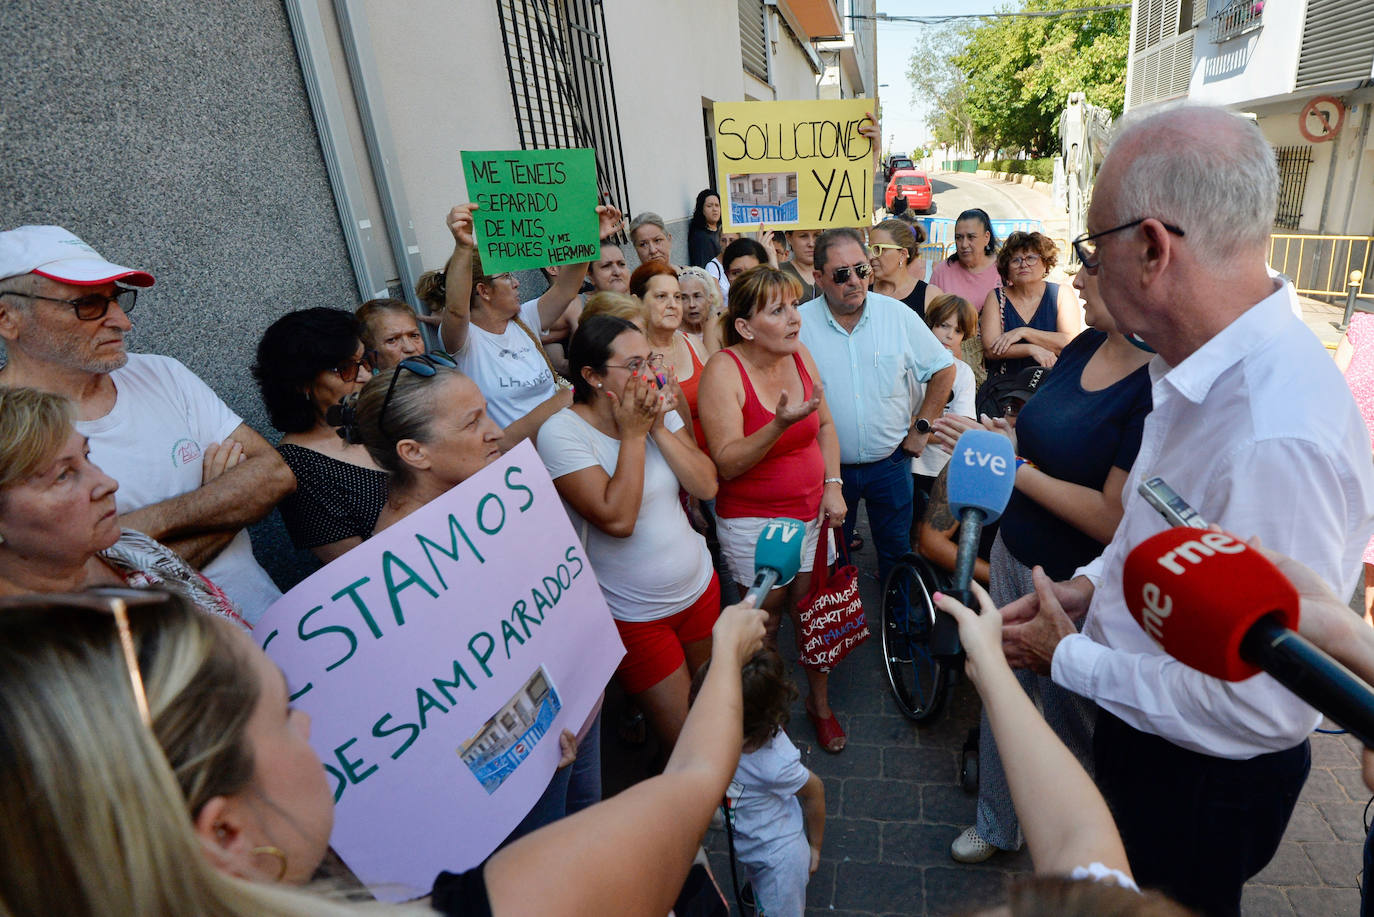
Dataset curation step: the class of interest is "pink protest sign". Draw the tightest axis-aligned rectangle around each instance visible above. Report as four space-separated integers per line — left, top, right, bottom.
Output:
256 441 623 899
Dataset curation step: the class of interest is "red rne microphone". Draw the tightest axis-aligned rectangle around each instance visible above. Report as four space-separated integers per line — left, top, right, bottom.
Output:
1124 527 1374 748
1122 528 1298 681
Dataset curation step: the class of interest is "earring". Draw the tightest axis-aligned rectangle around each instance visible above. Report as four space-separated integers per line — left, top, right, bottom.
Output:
597 382 604 390
0 532 6 545
250 845 289 882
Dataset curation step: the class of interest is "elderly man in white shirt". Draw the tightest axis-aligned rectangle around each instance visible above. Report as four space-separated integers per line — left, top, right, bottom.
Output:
999 106 1374 917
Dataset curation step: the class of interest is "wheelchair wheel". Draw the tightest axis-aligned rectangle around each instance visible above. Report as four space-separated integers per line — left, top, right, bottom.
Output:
880 554 948 722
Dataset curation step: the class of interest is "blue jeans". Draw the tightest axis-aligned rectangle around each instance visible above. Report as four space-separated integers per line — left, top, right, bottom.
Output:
840 447 914 590
565 712 602 815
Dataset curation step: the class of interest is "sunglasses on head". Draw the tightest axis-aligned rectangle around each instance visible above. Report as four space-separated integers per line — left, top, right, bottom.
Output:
379 351 457 438
829 262 873 284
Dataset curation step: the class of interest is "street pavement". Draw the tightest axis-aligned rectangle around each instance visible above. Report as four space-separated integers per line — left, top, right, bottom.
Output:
602 172 1369 914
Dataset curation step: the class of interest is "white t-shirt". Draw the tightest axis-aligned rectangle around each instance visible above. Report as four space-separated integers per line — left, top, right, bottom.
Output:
727 730 809 864
77 354 282 623
912 357 976 476
455 298 556 429
536 408 712 622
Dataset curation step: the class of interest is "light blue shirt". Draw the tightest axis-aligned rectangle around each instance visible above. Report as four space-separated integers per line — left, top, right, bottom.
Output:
799 291 954 464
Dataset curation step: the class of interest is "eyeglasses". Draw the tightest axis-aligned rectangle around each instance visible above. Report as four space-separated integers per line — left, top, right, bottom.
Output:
605 352 666 375
829 262 873 284
868 243 905 258
1010 254 1041 267
379 351 457 437
1073 219 1186 272
331 354 374 383
1 286 138 321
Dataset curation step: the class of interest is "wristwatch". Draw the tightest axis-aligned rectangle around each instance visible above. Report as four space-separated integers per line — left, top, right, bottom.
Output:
914 417 932 435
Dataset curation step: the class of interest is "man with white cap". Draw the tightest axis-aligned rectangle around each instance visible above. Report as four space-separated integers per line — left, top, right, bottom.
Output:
0 225 295 622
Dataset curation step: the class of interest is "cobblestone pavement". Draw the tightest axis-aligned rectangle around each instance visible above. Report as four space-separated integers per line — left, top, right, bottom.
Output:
604 519 1371 915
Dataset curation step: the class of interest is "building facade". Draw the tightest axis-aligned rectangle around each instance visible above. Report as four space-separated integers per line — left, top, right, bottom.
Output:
1 0 875 588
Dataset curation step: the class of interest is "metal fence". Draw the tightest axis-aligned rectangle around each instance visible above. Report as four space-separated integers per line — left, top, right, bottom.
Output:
1269 233 1374 300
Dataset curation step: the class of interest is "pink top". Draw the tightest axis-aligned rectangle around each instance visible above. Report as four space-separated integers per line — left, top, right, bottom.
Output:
1343 312 1374 563
715 350 824 521
930 258 1003 311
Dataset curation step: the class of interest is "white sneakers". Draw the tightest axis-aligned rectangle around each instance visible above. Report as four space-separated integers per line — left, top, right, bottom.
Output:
950 825 998 863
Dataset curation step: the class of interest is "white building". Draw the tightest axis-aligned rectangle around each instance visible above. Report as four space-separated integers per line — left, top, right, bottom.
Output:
1125 0 1374 236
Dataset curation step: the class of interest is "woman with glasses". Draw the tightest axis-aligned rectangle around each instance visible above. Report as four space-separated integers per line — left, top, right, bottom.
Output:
933 266 1152 865
537 316 720 752
419 202 623 453
930 208 1004 319
697 267 847 753
980 231 1081 377
868 218 945 319
253 308 387 564
0 386 246 627
632 262 708 446
0 584 770 916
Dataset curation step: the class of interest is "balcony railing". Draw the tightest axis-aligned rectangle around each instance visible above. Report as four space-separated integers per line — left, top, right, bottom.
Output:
1211 0 1264 43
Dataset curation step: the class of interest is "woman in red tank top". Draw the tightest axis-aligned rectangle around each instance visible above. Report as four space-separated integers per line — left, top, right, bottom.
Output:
697 266 850 753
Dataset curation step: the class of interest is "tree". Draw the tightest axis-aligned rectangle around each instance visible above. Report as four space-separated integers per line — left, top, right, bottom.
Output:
907 0 1127 158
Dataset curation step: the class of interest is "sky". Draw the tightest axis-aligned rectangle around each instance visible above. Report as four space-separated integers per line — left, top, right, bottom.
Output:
874 0 1002 154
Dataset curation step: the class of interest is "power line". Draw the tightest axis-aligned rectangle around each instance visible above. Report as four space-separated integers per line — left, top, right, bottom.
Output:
853 4 1129 25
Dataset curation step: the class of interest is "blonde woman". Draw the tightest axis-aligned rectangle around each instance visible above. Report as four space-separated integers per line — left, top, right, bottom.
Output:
0 586 768 916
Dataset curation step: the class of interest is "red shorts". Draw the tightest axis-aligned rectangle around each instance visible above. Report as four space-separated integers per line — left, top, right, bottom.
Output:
613 573 721 695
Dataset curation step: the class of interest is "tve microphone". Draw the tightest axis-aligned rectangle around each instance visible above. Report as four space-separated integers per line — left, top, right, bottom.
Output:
936 430 1017 656
1123 527 1374 748
742 517 807 607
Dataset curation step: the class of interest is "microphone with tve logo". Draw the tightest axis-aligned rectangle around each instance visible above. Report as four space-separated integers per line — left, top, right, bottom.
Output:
935 430 1017 657
1123 527 1374 747
742 517 807 607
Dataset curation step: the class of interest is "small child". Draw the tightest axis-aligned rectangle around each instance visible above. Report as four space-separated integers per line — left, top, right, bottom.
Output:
713 649 826 917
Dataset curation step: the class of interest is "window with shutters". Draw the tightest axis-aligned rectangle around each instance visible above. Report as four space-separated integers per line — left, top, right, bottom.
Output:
1127 0 1195 108
495 0 632 215
740 0 769 82
1296 0 1374 89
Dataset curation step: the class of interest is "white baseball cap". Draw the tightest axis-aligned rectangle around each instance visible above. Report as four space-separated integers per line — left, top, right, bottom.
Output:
0 225 154 287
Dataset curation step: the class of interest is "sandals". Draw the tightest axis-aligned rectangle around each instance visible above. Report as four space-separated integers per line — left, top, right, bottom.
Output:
848 534 864 552
806 700 846 754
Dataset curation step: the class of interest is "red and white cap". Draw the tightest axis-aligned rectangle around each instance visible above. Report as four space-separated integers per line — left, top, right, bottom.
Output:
0 225 154 288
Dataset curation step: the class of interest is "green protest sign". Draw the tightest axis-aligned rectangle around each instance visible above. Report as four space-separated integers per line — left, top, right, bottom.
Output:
461 148 600 273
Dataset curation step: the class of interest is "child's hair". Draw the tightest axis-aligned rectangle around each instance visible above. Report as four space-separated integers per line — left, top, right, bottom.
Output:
739 649 797 750
692 649 799 751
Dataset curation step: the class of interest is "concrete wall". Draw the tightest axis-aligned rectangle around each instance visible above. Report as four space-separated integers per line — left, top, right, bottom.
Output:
1190 0 1306 107
1 0 358 587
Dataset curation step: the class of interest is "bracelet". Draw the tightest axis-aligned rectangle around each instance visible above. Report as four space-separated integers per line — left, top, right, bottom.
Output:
1015 456 1035 471
824 477 843 486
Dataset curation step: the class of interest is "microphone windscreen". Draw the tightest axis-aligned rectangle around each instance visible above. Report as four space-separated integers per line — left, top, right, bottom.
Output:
1122 528 1300 681
947 430 1017 524
753 517 807 587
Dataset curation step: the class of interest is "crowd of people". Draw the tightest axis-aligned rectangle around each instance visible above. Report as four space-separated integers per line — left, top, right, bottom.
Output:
2 102 1374 917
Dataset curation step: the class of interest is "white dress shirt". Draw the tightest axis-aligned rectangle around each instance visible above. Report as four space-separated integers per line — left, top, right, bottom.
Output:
1052 280 1374 758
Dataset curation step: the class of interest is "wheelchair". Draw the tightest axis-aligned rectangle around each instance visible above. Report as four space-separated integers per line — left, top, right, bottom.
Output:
881 551 981 792
879 551 955 723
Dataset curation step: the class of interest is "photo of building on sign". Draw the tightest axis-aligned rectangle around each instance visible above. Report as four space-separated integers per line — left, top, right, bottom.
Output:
458 667 563 795
728 171 799 226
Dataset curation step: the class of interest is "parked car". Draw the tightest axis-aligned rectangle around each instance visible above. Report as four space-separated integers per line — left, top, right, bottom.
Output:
885 155 914 180
885 169 933 213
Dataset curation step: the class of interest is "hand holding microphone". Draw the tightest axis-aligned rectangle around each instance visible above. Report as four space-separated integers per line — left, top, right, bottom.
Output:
742 517 807 607
1123 527 1374 748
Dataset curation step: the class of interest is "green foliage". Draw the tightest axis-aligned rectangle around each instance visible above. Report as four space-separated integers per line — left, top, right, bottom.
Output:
978 158 1055 183
907 0 1127 158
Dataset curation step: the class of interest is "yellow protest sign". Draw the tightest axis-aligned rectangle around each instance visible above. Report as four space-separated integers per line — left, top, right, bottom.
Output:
714 98 875 232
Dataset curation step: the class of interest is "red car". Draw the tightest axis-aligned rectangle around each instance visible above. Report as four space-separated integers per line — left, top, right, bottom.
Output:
885 169 933 213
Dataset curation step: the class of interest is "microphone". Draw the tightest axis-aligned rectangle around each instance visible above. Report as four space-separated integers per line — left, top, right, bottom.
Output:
1123 527 1374 748
936 430 1017 656
742 517 807 607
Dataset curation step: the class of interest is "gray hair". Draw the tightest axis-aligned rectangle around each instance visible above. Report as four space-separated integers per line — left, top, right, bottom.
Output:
1106 105 1277 267
676 265 723 313
628 212 668 239
814 227 867 272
